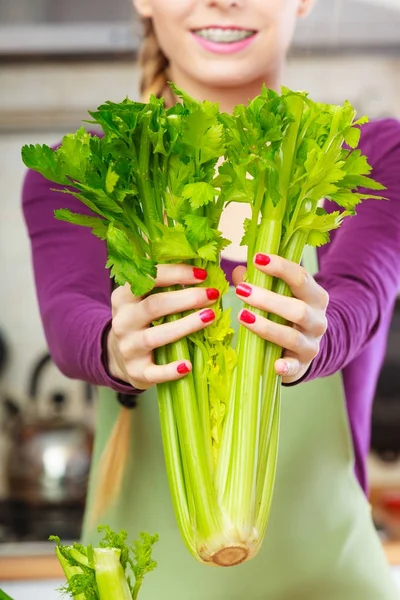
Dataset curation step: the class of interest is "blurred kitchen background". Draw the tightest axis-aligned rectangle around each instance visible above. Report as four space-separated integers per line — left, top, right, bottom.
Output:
0 0 400 554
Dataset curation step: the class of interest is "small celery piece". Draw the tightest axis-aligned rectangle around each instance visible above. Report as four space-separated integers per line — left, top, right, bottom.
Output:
50 527 159 600
0 588 15 600
94 548 132 600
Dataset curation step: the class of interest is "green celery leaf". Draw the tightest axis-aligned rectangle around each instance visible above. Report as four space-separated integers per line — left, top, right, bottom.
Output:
240 217 257 247
106 224 157 296
181 182 218 209
184 214 215 245
330 190 386 209
130 532 159 600
21 143 69 186
57 128 92 182
54 209 109 240
182 108 225 165
197 241 219 262
339 174 386 191
152 226 198 262
105 167 120 194
307 230 330 247
342 149 372 175
353 115 369 127
98 526 130 573
344 126 361 149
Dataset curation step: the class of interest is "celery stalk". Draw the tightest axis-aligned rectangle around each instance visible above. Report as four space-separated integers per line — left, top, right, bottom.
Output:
224 216 281 535
94 548 132 600
54 547 89 600
24 86 385 569
164 326 227 554
156 345 198 559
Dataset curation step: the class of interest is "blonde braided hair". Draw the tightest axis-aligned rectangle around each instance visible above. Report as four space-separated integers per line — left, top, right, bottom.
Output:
139 18 176 107
89 17 176 526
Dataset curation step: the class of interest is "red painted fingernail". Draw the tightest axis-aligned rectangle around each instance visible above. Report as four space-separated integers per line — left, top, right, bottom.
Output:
200 309 215 323
236 283 252 298
206 288 220 301
255 253 271 266
193 267 207 281
240 309 256 324
177 362 190 375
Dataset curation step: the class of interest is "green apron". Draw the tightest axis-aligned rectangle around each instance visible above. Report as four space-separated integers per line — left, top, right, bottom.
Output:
82 248 399 599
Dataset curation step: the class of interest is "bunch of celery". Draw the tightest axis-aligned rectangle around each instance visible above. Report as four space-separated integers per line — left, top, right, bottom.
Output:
50 526 158 600
21 86 384 567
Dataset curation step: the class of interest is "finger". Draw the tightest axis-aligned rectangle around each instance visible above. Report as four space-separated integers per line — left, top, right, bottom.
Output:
126 358 193 389
235 283 327 335
128 308 216 354
238 309 318 362
155 264 209 287
253 254 329 309
111 283 141 315
111 264 210 306
232 265 247 287
132 286 219 329
274 357 300 378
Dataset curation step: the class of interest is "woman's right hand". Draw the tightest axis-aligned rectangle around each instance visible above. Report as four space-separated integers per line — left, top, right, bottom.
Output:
106 264 219 390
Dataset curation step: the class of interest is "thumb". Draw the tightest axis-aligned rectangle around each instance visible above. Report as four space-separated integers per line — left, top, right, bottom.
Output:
232 265 247 287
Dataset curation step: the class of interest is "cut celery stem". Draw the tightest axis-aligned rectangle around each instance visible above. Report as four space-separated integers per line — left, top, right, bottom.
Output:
164 318 225 546
255 392 280 539
215 367 237 502
155 346 197 559
255 371 280 510
55 547 87 600
193 343 214 476
256 231 309 523
224 217 282 533
94 548 132 600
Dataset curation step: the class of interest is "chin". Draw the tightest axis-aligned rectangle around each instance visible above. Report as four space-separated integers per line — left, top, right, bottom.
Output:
191 63 267 91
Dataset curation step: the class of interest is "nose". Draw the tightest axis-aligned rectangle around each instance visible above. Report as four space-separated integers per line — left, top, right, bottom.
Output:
206 0 241 7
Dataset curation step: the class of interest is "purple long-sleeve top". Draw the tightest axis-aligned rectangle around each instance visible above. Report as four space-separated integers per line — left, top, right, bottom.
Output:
22 119 400 493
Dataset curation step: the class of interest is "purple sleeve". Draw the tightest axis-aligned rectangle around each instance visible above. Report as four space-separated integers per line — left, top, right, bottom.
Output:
22 168 139 395
304 119 400 381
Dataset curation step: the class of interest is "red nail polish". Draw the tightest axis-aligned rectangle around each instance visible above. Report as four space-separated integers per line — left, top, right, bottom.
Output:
193 267 207 281
240 309 256 324
200 309 215 323
236 283 252 298
206 288 220 301
255 253 271 266
177 363 190 375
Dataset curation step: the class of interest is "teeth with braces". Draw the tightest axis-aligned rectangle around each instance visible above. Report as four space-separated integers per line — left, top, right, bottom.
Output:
194 28 255 43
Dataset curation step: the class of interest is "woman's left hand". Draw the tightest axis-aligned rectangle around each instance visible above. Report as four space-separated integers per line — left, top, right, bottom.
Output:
232 253 329 384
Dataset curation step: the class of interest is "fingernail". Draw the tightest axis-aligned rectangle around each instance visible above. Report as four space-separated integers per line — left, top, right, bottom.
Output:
255 253 271 266
236 283 252 298
200 308 215 323
280 361 289 375
206 288 220 301
177 362 190 375
193 267 207 281
240 309 256 324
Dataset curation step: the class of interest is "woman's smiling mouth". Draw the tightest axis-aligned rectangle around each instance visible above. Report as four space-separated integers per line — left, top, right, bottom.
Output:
191 26 258 54
193 27 256 43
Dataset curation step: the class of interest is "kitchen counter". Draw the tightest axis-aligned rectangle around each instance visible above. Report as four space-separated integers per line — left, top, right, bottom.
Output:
0 541 400 581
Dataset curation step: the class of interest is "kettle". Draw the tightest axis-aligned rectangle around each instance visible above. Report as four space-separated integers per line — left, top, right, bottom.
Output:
5 352 94 506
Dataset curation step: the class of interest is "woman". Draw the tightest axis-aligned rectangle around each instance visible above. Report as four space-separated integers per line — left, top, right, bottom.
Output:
22 0 400 598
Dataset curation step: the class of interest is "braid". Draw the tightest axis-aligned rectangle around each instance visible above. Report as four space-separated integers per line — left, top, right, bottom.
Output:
139 19 175 107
